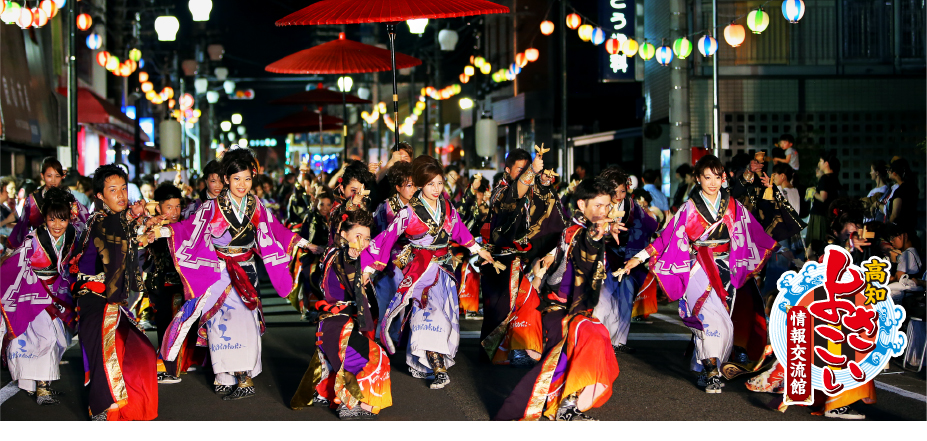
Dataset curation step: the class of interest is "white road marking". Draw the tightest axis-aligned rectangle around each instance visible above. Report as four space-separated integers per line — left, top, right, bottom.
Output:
0 381 19 405
874 381 927 402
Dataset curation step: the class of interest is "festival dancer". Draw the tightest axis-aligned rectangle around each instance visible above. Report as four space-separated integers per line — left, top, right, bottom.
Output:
370 162 416 331
290 210 392 420
155 147 312 401
9 156 88 249
144 183 200 384
360 155 497 389
592 167 659 355
1 187 78 405
70 164 161 420
181 160 224 219
285 163 315 231
328 160 375 246
622 155 778 393
494 178 621 421
480 148 565 355
454 174 490 319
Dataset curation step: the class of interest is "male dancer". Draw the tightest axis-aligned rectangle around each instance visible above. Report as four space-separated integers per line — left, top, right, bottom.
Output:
480 147 565 352
71 164 161 420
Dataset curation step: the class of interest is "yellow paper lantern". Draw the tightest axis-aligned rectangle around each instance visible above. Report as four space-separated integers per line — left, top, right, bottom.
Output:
464 65 475 76
577 24 593 42
622 38 639 57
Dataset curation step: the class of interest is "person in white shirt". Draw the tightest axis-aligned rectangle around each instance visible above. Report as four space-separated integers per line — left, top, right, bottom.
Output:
771 163 800 217
884 224 923 303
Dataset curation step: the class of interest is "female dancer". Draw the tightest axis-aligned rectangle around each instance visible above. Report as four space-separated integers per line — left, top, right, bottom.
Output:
9 157 88 249
360 155 496 389
155 147 312 400
290 210 392 420
1 187 77 405
623 155 778 393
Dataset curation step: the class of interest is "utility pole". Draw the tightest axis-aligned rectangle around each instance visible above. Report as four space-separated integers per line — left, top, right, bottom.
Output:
712 0 720 156
68 1 78 171
669 0 691 172
560 0 568 174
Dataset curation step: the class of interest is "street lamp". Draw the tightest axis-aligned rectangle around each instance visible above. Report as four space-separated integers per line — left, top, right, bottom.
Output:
406 18 427 34
337 76 353 92
207 90 220 103
231 113 242 125
188 0 212 22
154 16 179 41
223 80 236 94
220 121 232 132
215 67 229 81
438 28 458 51
458 98 473 110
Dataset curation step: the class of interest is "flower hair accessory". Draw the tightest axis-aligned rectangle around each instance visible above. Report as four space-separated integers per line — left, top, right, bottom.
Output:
337 177 343 184
342 213 349 222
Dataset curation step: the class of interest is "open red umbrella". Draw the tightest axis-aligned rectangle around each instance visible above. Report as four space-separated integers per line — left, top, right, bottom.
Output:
276 0 509 152
266 33 421 74
266 33 419 162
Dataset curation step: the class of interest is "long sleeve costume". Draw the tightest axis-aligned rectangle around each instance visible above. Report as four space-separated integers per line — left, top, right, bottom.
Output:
1 225 77 395
9 186 89 249
360 192 480 373
159 190 301 389
70 206 158 420
494 215 620 420
369 194 409 334
290 246 392 414
480 173 565 343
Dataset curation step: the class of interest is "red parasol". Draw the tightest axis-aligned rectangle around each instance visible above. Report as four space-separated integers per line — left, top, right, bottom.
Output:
276 0 509 25
268 88 370 106
276 0 509 153
266 33 421 74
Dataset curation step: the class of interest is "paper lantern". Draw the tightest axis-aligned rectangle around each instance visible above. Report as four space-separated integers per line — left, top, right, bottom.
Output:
96 51 109 67
459 73 469 83
76 13 91 31
188 0 212 21
480 62 492 74
160 120 182 159
438 28 458 51
141 82 153 93
746 9 769 34
655 45 673 66
605 38 621 55
464 65 475 76
540 20 555 35
577 24 593 41
459 98 473 110
515 53 527 68
40 0 56 18
2 2 21 24
638 42 655 60
406 18 428 34
154 16 180 41
162 86 174 100
32 7 47 27
724 23 746 47
86 33 102 50
145 90 158 101
138 71 148 83
125 59 137 73
475 118 498 157
781 0 805 23
119 63 132 77
105 56 120 72
672 37 693 59
525 48 539 62
623 38 639 57
565 13 581 30
697 35 718 57
590 27 606 46
473 56 485 68
194 77 209 94
509 63 521 75
16 6 32 28
129 48 142 62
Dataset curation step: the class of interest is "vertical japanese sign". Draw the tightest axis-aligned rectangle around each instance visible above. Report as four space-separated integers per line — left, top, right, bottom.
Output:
770 246 907 403
785 306 812 405
599 0 636 82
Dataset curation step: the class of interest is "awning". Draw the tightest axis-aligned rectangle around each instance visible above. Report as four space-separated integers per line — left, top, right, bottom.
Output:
55 87 150 145
569 127 642 147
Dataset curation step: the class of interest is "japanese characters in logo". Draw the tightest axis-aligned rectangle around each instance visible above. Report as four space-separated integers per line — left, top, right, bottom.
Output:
770 245 907 404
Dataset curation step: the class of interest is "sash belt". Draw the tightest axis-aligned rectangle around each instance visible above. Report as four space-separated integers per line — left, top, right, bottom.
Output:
217 249 260 311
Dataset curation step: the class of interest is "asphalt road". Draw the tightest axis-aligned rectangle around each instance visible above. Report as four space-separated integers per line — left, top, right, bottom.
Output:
2 287 925 421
